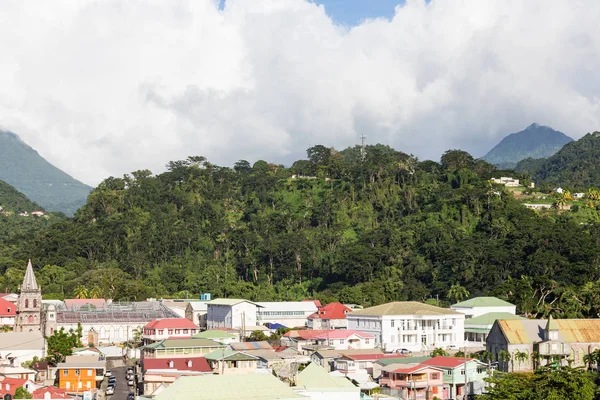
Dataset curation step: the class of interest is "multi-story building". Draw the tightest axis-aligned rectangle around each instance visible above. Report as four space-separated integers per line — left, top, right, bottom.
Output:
206 299 262 331
256 301 319 328
185 302 208 329
204 350 259 375
347 302 465 352
379 363 445 399
142 357 212 395
421 356 491 399
56 357 105 393
451 297 516 319
142 338 225 361
14 260 42 333
0 298 16 328
142 318 199 345
307 302 351 330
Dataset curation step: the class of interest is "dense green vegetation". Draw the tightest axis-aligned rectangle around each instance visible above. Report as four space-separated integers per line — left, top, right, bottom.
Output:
1 144 600 319
0 179 42 212
517 132 600 189
0 130 91 215
483 123 572 169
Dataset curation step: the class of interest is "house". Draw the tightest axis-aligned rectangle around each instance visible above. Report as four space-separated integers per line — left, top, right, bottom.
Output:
142 318 199 345
0 297 16 327
333 353 400 375
31 386 71 399
0 332 45 366
256 301 319 328
0 365 37 381
185 301 208 329
204 349 259 375
205 299 263 330
463 312 524 345
56 357 105 393
490 177 520 187
294 362 360 400
379 363 445 399
524 203 553 210
451 297 517 319
372 356 432 379
421 356 491 399
142 338 225 361
31 211 45 217
313 330 376 350
486 317 600 372
142 357 212 394
30 362 50 383
153 374 304 400
0 377 36 398
573 192 586 199
308 302 351 330
347 301 465 352
555 187 564 194
310 349 384 372
192 329 240 344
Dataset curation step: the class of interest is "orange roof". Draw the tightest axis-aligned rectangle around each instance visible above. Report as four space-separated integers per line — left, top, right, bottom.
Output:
145 318 198 330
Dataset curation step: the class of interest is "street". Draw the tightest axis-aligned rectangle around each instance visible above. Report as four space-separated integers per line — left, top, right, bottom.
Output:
106 366 134 400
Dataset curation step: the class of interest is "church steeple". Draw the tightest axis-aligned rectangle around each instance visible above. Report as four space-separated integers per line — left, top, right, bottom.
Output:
21 259 39 291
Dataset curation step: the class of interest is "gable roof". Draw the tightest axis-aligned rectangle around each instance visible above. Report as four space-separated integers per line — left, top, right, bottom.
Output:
496 319 600 344
31 386 71 399
349 301 461 316
204 349 258 362
314 330 374 340
308 302 351 320
187 302 208 311
0 377 29 396
296 363 358 392
421 356 474 369
384 363 442 374
465 312 524 327
375 356 432 366
143 357 211 373
0 297 15 317
206 299 263 307
144 318 198 330
192 330 237 340
452 297 515 308
154 374 304 400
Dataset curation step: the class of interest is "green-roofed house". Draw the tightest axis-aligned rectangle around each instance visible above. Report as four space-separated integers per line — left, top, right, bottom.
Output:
294 362 360 400
142 338 225 360
204 349 259 374
464 312 524 346
192 329 240 345
154 374 305 400
451 296 516 319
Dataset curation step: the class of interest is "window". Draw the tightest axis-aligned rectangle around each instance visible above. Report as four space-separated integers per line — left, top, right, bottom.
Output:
391 320 395 328
25 299 29 308
183 329 188 334
460 370 465 375
63 370 68 376
87 369 92 376
158 330 164 335
431 373 439 380
7 308 10 313
78 381 82 389
66 382 70 389
33 299 37 308
446 370 452 376
75 369 80 375
168 329 174 335
187 360 192 367
28 315 33 323
87 382 91 389
365 339 370 344
391 335 395 343
169 361 174 368
175 329 180 334
339 340 344 344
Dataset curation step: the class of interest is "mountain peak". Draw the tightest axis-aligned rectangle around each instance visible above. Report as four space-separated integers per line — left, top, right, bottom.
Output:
482 123 573 169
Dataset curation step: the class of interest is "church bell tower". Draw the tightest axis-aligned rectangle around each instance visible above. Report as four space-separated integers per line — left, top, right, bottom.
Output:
14 260 43 332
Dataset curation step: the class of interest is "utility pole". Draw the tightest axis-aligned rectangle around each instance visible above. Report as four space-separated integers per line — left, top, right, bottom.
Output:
464 345 468 400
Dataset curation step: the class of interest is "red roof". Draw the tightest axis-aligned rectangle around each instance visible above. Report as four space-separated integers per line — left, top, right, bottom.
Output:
422 356 473 369
144 318 198 330
32 386 71 399
64 299 107 309
303 299 322 307
392 364 443 374
0 297 15 317
0 377 28 396
314 330 375 340
308 302 351 320
143 357 211 373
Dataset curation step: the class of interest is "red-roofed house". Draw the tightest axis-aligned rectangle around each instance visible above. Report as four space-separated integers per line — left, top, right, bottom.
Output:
283 329 375 351
143 318 199 345
142 357 212 394
0 377 35 397
421 356 491 399
0 297 16 327
31 386 71 399
308 302 351 330
379 364 444 399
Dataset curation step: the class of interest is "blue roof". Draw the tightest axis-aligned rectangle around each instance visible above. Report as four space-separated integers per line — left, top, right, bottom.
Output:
266 323 287 329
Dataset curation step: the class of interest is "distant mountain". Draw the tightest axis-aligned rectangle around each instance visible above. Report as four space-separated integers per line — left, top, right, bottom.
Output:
516 131 600 189
482 123 573 169
0 179 41 212
0 130 92 215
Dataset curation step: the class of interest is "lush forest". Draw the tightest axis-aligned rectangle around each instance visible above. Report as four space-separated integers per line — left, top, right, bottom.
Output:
0 179 42 212
517 132 600 190
1 144 600 319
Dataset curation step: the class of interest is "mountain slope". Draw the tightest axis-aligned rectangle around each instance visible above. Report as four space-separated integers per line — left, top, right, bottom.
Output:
517 132 600 188
0 130 92 215
482 123 573 169
0 179 42 212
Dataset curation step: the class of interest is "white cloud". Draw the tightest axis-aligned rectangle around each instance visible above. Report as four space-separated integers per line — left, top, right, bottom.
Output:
1 0 599 185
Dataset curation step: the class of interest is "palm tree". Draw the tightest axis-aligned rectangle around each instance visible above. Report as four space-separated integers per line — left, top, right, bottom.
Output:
0 325 13 333
478 350 493 363
552 193 569 210
73 285 88 299
454 350 465 358
532 351 541 370
431 348 449 357
447 284 470 303
499 350 511 371
514 350 529 371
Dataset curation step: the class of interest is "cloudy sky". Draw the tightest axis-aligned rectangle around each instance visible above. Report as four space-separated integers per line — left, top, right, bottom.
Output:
1 0 599 186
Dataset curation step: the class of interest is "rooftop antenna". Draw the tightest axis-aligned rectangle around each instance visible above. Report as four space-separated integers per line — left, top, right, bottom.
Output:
360 134 367 161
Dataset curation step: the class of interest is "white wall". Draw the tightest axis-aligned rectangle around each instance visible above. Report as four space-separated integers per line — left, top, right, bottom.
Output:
207 302 258 330
295 390 360 400
451 305 516 318
59 322 144 345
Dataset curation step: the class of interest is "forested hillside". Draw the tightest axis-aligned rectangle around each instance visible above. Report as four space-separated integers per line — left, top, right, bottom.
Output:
1 144 600 319
0 179 42 212
517 132 600 189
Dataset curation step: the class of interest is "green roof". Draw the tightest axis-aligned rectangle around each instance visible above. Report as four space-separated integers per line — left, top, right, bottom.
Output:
465 312 524 327
207 298 263 307
144 338 223 349
296 363 358 392
349 302 461 316
452 297 515 308
204 349 257 361
193 330 237 339
154 374 304 400
376 356 432 366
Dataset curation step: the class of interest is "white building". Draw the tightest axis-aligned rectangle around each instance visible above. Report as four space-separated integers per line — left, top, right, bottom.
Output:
256 301 319 328
491 177 520 187
450 297 516 319
314 330 376 350
307 302 351 330
185 302 208 329
0 332 45 366
205 299 262 330
142 318 199 345
347 302 465 353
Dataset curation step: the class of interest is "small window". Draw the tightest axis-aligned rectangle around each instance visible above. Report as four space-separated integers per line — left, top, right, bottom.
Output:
460 370 465 375
183 329 188 334
168 329 173 335
7 308 10 313
446 370 452 376
158 330 164 335
66 382 70 389
431 373 439 380
63 370 68 376
391 320 395 327
87 369 92 376
75 369 80 375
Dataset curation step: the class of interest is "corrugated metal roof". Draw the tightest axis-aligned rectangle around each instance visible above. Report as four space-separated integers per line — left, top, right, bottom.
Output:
349 301 462 317
498 319 600 344
230 341 273 351
296 363 358 392
452 297 515 308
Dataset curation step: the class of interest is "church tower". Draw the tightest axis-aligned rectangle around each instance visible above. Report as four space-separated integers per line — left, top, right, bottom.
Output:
14 260 43 332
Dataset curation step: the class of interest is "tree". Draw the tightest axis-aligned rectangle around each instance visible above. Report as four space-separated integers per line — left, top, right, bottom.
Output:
514 350 529 370
14 386 32 399
248 330 268 341
46 325 83 364
447 284 470 303
499 349 511 371
73 285 88 299
431 348 449 357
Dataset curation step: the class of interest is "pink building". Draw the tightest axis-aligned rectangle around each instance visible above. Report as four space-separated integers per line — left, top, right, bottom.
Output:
143 318 199 345
379 363 444 400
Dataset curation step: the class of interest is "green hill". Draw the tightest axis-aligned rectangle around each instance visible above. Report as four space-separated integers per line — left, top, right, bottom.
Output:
482 123 573 169
0 130 92 215
0 179 42 212
517 131 600 189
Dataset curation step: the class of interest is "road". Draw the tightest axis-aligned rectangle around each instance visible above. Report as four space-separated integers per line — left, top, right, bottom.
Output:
107 366 134 400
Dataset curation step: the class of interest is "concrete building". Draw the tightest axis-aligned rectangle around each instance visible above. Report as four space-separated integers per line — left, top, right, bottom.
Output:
204 349 259 375
142 357 212 395
185 302 208 329
256 301 319 328
421 356 491 399
0 332 45 366
206 299 262 331
451 297 516 319
0 298 15 328
142 338 225 361
347 302 465 352
379 363 444 399
56 358 105 393
142 318 199 345
307 302 351 330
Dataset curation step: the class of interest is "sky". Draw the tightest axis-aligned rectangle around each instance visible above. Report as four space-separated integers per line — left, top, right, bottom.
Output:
1 0 599 186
